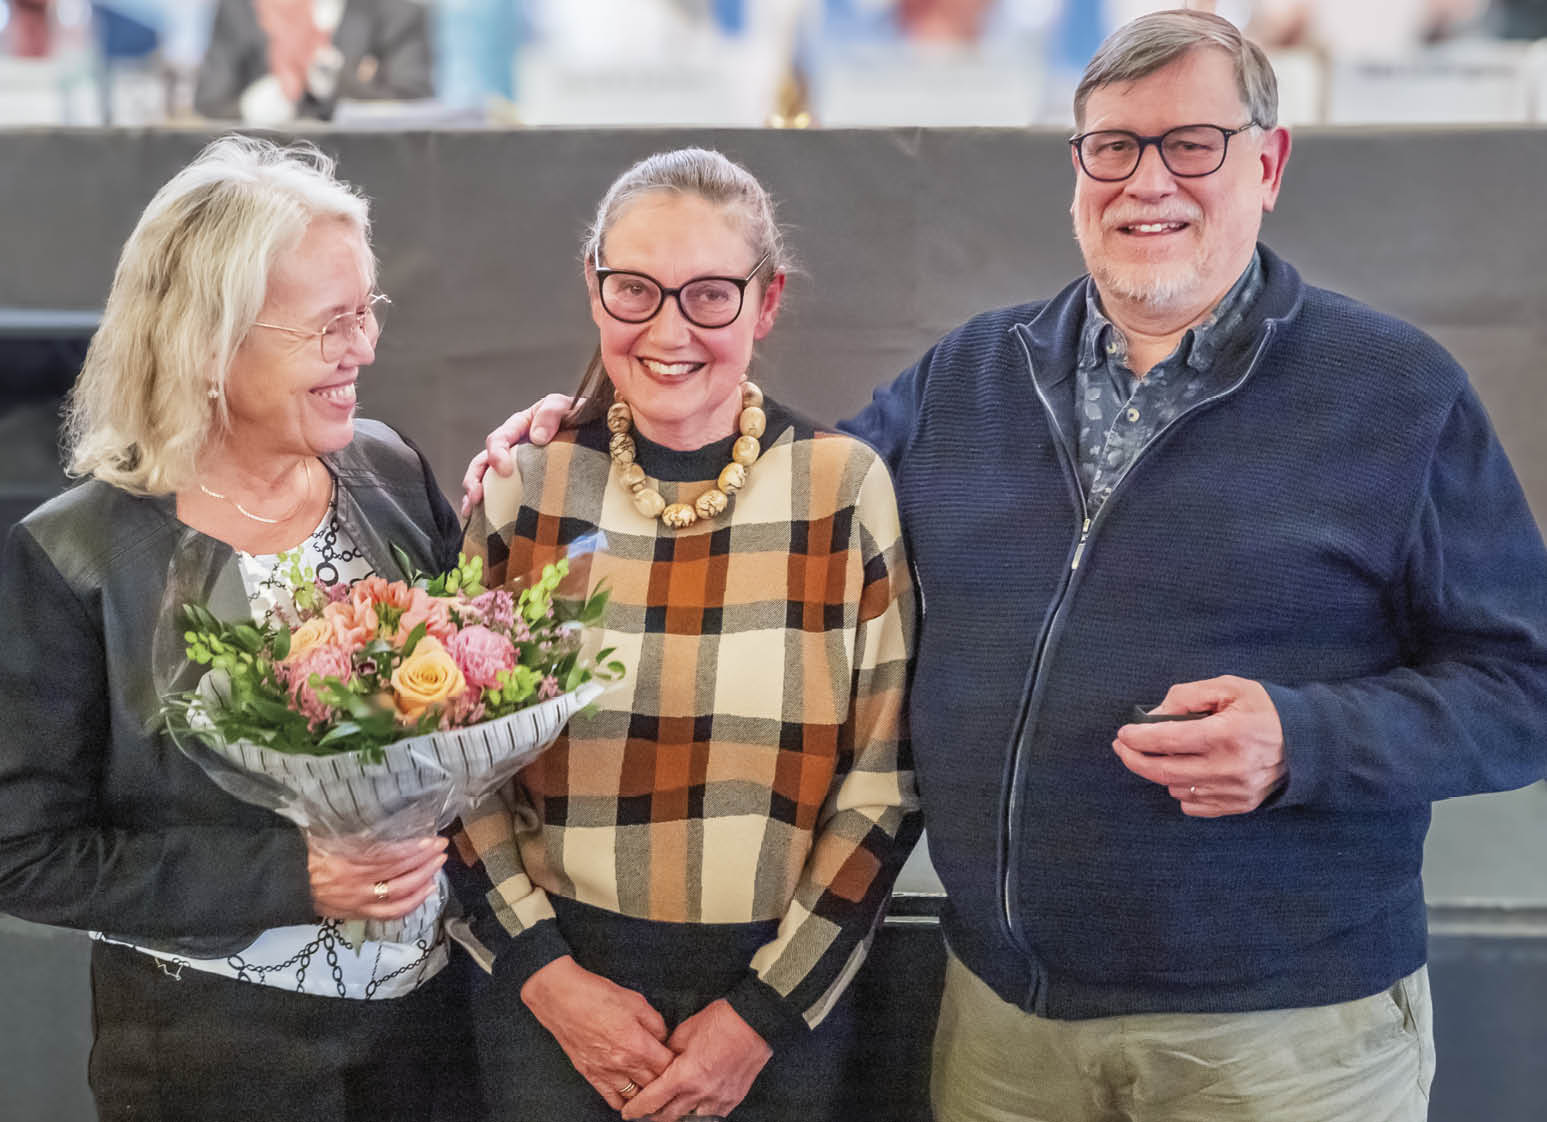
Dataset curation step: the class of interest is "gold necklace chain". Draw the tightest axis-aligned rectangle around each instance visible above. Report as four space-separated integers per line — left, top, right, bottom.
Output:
608 381 766 529
199 459 313 525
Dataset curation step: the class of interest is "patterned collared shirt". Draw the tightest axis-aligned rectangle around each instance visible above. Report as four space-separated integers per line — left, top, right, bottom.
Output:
1074 252 1264 515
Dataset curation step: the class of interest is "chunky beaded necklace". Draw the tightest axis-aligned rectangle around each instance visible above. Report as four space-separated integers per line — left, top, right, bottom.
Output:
607 380 766 529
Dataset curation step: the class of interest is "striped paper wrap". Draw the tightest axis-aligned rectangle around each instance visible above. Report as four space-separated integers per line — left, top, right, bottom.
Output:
190 680 604 944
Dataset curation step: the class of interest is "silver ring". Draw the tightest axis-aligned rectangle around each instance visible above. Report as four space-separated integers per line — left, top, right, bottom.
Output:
617 1080 639 1099
372 880 390 901
1189 785 1197 798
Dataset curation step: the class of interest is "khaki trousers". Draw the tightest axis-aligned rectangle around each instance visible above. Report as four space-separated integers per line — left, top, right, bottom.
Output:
931 953 1434 1122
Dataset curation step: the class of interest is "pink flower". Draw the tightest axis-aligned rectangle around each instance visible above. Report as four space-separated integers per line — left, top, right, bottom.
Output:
537 674 560 701
394 588 456 647
463 589 515 631
322 595 378 649
446 625 517 691
282 643 354 727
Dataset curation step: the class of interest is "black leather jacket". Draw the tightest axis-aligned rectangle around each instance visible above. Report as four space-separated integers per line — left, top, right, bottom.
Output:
0 420 459 955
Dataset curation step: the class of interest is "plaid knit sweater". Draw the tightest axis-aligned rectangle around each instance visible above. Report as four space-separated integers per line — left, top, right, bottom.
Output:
449 401 921 1043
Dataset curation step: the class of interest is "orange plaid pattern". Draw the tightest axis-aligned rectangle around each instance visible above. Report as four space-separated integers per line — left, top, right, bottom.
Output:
452 404 919 1030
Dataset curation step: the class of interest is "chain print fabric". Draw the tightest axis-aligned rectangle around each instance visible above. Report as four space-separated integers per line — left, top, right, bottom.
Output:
97 495 448 999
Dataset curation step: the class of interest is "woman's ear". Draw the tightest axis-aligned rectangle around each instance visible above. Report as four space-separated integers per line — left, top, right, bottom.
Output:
752 272 786 341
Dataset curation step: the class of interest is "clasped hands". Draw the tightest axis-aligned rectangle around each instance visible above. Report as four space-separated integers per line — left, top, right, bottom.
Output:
1112 675 1288 817
522 956 772 1121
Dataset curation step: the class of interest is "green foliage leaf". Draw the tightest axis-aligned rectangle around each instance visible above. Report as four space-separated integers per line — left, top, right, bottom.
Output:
401 621 428 659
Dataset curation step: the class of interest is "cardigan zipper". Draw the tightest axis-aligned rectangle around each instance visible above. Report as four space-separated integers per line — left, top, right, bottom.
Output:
997 322 1279 980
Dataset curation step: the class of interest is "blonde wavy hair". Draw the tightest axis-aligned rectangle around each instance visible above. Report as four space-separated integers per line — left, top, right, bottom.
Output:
65 135 372 495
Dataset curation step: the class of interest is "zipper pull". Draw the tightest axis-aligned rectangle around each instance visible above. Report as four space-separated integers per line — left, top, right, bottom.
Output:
1071 518 1091 571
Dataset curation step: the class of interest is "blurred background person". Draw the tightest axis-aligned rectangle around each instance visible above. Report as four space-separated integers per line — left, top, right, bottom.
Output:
193 0 433 123
3 0 55 55
1248 0 1486 53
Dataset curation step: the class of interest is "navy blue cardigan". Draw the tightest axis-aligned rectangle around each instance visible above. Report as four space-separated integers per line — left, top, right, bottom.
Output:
844 244 1547 1018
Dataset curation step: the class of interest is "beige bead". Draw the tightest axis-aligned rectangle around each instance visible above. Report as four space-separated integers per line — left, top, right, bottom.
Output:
718 462 748 494
732 436 760 466
661 503 697 529
619 463 646 489
609 432 636 465
740 381 764 408
606 402 633 434
693 489 729 519
631 488 666 519
739 406 766 439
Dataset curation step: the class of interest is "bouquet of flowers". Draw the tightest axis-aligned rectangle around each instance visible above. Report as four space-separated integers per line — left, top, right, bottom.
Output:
159 538 622 945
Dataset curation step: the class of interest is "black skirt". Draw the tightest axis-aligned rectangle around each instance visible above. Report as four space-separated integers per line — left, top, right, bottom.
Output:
469 895 856 1122
88 939 485 1122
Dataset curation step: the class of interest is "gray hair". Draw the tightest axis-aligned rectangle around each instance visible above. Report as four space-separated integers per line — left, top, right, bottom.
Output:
65 135 372 495
1073 9 1278 130
568 148 789 423
583 147 788 283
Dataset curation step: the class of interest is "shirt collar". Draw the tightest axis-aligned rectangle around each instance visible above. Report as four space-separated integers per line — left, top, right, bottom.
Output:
1077 251 1264 377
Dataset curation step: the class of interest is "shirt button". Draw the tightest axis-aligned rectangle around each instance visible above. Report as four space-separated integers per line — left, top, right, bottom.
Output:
1106 342 1118 355
1126 407 1140 422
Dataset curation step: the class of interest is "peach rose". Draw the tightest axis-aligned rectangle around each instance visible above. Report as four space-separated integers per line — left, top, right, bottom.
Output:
283 617 334 664
390 636 467 722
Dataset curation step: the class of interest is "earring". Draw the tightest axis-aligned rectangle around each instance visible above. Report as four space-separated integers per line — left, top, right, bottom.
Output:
207 385 220 400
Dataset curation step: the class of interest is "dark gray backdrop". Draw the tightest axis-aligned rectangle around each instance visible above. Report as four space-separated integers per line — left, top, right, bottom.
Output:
1 127 1545 1120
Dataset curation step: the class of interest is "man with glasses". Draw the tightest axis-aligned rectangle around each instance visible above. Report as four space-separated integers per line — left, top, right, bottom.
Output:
840 9 1547 1121
467 10 1547 1120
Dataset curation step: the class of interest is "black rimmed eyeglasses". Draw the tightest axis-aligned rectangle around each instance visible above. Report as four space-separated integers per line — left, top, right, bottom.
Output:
251 292 390 363
1069 122 1261 182
593 249 770 329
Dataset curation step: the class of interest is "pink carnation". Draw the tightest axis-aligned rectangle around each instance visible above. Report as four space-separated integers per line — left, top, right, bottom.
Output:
283 643 354 727
395 588 456 647
446 625 517 691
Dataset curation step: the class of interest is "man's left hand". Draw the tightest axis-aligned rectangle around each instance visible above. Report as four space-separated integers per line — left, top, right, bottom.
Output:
1112 675 1287 817
619 999 772 1122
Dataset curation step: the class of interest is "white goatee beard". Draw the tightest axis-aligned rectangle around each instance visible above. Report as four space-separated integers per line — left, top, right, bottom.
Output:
1089 256 1208 310
1074 219 1211 313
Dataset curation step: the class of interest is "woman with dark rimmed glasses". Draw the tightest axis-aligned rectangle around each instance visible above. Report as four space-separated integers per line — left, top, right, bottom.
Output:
450 148 921 1122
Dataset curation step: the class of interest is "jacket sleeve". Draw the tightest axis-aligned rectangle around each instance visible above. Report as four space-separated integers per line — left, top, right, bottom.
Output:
723 455 922 1045
443 464 572 986
837 348 933 480
1267 384 1547 809
0 523 315 937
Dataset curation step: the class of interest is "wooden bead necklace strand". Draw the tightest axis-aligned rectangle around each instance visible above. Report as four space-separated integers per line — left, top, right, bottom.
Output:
608 381 766 528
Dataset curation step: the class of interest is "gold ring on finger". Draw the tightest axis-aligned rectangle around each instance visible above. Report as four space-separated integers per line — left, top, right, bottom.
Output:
616 1080 639 1099
373 880 390 901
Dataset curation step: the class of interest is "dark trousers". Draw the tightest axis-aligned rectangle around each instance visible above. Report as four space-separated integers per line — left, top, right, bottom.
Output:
89 940 485 1122
469 896 856 1122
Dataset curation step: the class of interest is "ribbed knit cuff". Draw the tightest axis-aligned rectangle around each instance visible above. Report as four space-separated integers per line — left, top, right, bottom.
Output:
490 917 573 992
723 972 812 1050
1262 680 1321 808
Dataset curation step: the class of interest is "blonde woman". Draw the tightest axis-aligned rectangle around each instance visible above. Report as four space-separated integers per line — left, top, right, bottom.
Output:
0 137 476 1121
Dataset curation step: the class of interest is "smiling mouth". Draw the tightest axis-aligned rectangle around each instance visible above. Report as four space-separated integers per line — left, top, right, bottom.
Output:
1117 221 1190 235
311 383 356 405
639 358 705 377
